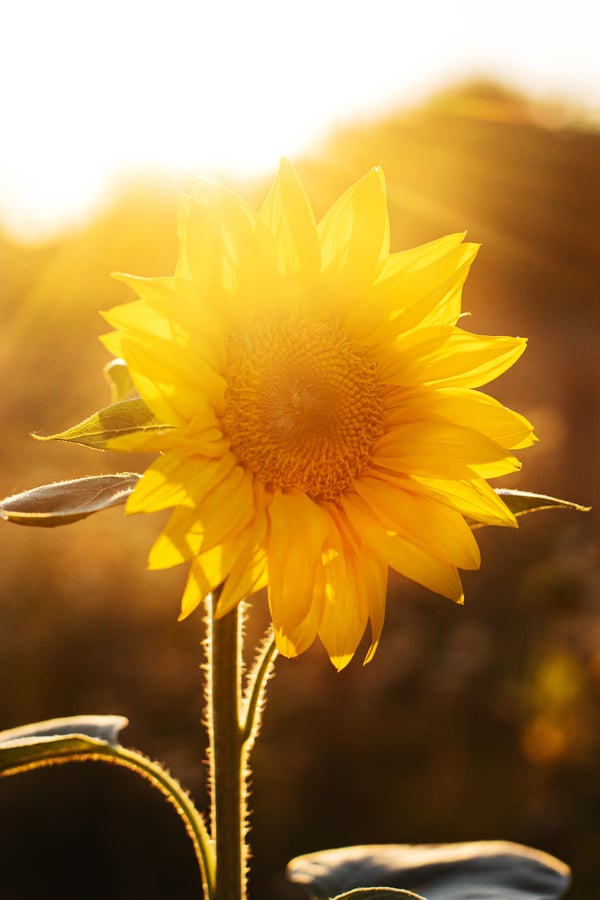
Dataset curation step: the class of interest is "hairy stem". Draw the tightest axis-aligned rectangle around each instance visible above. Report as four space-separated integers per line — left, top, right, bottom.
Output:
208 600 246 900
241 631 277 749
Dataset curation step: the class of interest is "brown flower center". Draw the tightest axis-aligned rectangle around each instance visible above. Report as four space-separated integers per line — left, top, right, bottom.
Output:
222 315 384 499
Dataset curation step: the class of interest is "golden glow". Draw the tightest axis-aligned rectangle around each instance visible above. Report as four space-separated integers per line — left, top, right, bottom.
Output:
101 160 535 668
1 0 598 239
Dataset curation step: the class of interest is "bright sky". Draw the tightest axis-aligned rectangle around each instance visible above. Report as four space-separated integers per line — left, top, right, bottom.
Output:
1 0 598 240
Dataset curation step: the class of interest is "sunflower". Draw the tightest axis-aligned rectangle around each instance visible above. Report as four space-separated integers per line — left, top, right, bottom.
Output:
101 159 534 669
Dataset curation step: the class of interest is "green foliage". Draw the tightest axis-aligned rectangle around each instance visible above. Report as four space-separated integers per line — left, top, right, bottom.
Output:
0 473 140 526
0 715 128 747
287 842 571 900
34 397 173 450
0 715 214 895
0 716 128 772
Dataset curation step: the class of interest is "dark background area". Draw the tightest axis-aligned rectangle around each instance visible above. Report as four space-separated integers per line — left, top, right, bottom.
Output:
0 82 598 898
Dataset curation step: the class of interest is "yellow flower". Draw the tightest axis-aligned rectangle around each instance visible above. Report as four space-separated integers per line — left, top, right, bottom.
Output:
101 159 535 669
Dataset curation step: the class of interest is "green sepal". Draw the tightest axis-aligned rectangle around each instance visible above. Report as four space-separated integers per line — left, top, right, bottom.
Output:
0 473 140 526
287 842 571 900
33 397 174 450
495 488 590 518
103 358 137 403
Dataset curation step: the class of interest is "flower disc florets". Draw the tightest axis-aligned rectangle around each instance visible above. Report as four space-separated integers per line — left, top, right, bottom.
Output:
222 314 384 500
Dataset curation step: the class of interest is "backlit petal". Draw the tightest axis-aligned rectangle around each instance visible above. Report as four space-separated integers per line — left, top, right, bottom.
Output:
267 491 331 654
373 421 521 480
318 167 389 296
383 386 536 450
215 546 268 617
185 177 277 326
351 237 478 339
179 507 269 619
111 273 227 371
341 493 464 602
127 453 205 514
408 474 517 528
259 158 320 282
119 333 226 424
193 466 256 553
354 476 481 570
318 506 388 670
379 327 527 389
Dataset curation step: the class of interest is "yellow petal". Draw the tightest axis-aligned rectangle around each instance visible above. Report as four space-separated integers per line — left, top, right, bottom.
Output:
259 157 320 282
197 467 256 551
373 421 521 480
179 507 268 620
318 514 367 669
186 177 258 289
215 546 269 617
341 493 464 602
99 329 124 359
175 192 192 280
351 237 478 339
378 231 468 276
127 453 204 514
104 428 181 453
179 544 264 620
266 491 331 652
171 466 256 559
175 425 229 458
390 245 478 332
383 386 536 450
354 475 481 570
179 551 228 620
214 491 270 616
361 550 388 666
149 506 205 569
110 274 227 371
103 297 182 343
379 326 527 389
317 507 387 670
273 578 326 659
318 167 389 295
118 333 226 424
405 474 517 528
147 460 252 569
185 177 277 326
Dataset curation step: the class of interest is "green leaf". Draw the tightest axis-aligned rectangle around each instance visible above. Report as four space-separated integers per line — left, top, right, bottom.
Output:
103 358 137 403
0 715 215 896
495 488 590 518
287 842 571 900
0 473 140 526
0 718 128 773
33 397 174 450
0 715 128 748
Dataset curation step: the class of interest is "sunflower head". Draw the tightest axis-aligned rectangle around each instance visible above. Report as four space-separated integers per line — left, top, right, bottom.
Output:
101 159 535 669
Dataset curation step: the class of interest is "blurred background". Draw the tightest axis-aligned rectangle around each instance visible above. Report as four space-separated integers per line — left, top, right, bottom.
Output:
1 2 599 898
